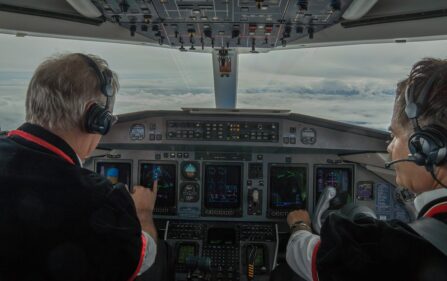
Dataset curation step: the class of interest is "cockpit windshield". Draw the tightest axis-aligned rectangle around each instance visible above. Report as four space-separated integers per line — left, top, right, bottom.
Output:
1 33 447 131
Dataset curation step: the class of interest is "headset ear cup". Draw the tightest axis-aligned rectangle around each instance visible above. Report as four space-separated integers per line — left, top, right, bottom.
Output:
408 133 429 166
436 147 447 165
409 127 447 167
424 126 447 165
413 153 426 166
408 132 420 155
84 103 112 135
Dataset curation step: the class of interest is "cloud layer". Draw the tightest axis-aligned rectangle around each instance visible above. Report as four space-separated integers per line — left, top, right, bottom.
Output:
0 76 394 131
1 34 447 131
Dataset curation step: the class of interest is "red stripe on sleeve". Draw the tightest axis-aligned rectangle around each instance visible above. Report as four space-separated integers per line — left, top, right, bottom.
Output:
312 240 321 281
424 202 447 218
127 233 148 281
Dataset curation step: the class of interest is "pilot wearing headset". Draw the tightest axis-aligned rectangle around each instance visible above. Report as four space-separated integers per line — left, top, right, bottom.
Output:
0 53 163 280
283 58 447 281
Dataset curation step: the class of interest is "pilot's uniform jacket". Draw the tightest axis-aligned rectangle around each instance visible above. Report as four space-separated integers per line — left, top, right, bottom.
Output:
0 123 150 281
286 189 447 281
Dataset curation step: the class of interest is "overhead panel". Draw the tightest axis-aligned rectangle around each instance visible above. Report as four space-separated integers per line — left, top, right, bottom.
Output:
91 0 353 51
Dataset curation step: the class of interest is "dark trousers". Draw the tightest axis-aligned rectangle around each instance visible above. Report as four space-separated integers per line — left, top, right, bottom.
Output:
137 240 175 281
270 262 306 281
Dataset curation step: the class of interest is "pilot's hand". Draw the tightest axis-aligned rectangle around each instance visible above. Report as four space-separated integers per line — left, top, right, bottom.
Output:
131 181 158 214
287 210 311 227
131 182 159 241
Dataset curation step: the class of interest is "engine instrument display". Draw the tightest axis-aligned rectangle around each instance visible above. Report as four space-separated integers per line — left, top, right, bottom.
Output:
96 161 132 188
315 165 353 205
140 163 177 212
204 164 242 210
268 165 308 213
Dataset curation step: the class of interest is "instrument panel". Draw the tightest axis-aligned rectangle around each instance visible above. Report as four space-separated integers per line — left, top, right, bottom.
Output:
94 152 375 220
92 110 413 225
95 110 392 220
89 110 409 281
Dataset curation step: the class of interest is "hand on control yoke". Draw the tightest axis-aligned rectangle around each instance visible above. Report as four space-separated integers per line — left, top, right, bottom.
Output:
287 210 311 227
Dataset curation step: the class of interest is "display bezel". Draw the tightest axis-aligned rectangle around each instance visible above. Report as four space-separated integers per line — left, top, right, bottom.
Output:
138 161 178 215
313 164 355 207
267 163 309 213
95 159 133 190
202 162 243 213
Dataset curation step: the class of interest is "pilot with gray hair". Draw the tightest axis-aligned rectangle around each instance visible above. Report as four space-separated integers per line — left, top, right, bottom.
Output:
0 53 164 280
282 58 447 281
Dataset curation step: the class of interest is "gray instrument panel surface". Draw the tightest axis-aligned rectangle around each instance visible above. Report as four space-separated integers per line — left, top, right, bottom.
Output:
92 112 391 222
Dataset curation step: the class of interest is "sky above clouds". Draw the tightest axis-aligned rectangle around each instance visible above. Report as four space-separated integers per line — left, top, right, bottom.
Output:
1 33 447 131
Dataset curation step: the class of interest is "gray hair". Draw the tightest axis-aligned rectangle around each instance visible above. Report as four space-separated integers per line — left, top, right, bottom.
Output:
25 53 119 131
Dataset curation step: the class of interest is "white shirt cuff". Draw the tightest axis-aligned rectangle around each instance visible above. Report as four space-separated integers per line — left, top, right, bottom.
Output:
286 230 321 281
138 231 157 275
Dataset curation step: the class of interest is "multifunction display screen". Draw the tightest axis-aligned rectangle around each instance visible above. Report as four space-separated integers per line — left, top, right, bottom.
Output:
204 164 242 209
97 162 132 188
315 166 353 204
269 165 307 210
140 163 177 208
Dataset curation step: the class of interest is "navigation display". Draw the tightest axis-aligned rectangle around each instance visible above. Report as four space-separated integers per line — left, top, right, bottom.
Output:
204 164 242 209
315 166 353 204
269 165 307 210
96 161 131 188
140 163 176 208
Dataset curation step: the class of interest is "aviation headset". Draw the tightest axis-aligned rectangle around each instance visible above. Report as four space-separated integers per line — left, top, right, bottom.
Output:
79 54 117 135
404 67 447 172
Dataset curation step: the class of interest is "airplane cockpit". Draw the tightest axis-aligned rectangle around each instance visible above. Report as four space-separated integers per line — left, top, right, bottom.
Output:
82 107 407 281
1 0 447 280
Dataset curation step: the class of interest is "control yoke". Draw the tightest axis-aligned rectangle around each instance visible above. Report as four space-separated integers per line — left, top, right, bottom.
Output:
312 187 336 235
312 187 377 235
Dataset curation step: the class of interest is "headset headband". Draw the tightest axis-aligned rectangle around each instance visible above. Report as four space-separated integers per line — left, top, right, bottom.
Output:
405 67 446 130
78 54 116 113
78 54 114 96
